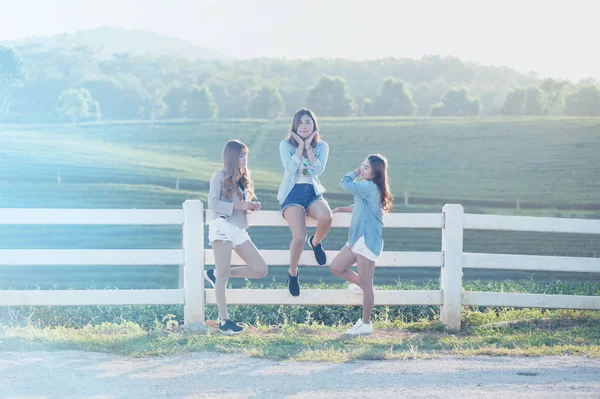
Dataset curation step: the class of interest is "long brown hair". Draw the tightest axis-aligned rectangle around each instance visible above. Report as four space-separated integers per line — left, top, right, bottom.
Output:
367 154 393 213
287 108 320 149
221 139 255 201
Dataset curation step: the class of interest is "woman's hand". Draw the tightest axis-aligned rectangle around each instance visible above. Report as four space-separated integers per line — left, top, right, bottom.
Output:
234 201 254 211
289 130 304 146
304 130 318 149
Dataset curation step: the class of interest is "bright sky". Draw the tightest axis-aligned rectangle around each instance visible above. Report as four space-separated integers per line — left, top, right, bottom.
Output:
0 0 596 81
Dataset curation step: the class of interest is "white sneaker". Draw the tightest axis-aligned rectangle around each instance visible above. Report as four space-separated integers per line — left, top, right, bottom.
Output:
348 284 376 295
348 283 362 294
345 318 373 336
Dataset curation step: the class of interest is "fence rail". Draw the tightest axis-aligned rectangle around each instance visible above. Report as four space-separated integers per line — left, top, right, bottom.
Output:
1 200 599 330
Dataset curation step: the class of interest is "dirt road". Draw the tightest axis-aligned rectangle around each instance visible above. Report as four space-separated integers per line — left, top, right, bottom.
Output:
1 351 599 398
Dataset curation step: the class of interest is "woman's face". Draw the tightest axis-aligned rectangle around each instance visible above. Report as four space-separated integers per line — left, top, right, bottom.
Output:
296 114 315 139
238 149 248 170
360 158 374 180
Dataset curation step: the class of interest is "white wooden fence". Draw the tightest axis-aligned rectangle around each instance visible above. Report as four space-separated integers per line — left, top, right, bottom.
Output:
1 200 599 330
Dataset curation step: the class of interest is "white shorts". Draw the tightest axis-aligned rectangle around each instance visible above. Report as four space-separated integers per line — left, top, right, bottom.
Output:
346 236 380 263
208 217 250 247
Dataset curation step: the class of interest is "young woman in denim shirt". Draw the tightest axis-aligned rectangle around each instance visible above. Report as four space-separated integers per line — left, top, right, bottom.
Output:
278 109 332 296
330 154 393 336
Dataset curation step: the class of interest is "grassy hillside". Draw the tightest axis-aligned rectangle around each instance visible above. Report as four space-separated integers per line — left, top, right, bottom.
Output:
4 117 599 208
1 117 599 289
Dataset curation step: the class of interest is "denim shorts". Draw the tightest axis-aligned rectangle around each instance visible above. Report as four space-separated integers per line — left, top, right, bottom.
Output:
346 236 380 263
280 183 324 215
208 217 250 247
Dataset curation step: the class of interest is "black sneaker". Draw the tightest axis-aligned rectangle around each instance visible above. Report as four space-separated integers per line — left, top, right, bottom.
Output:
287 270 300 297
308 236 327 266
219 319 244 335
204 268 216 288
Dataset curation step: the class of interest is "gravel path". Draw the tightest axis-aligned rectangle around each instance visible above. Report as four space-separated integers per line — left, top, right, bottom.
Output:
1 351 600 398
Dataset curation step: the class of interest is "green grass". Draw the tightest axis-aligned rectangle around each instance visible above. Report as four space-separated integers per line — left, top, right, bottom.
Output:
1 280 598 361
1 309 599 361
3 117 600 208
2 280 599 328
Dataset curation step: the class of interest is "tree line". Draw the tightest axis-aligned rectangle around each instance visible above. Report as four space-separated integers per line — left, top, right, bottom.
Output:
1 45 599 124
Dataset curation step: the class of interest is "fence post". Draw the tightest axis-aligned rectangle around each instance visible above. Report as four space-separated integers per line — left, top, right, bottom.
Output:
182 199 204 325
440 204 464 330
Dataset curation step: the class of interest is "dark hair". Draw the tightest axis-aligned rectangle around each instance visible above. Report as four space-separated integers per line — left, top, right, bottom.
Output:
367 154 393 213
287 108 320 148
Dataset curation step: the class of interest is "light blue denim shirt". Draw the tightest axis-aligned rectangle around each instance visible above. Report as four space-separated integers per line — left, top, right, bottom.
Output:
277 139 329 204
341 171 384 256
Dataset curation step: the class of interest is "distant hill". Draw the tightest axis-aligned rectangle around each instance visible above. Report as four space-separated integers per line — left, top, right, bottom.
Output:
1 26 230 61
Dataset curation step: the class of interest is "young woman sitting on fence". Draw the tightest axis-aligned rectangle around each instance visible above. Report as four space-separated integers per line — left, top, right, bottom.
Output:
278 108 332 297
277 109 332 296
204 139 268 334
329 154 393 336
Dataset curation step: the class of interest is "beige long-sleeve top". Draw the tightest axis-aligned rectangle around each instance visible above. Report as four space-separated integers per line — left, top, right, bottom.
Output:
207 170 248 229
